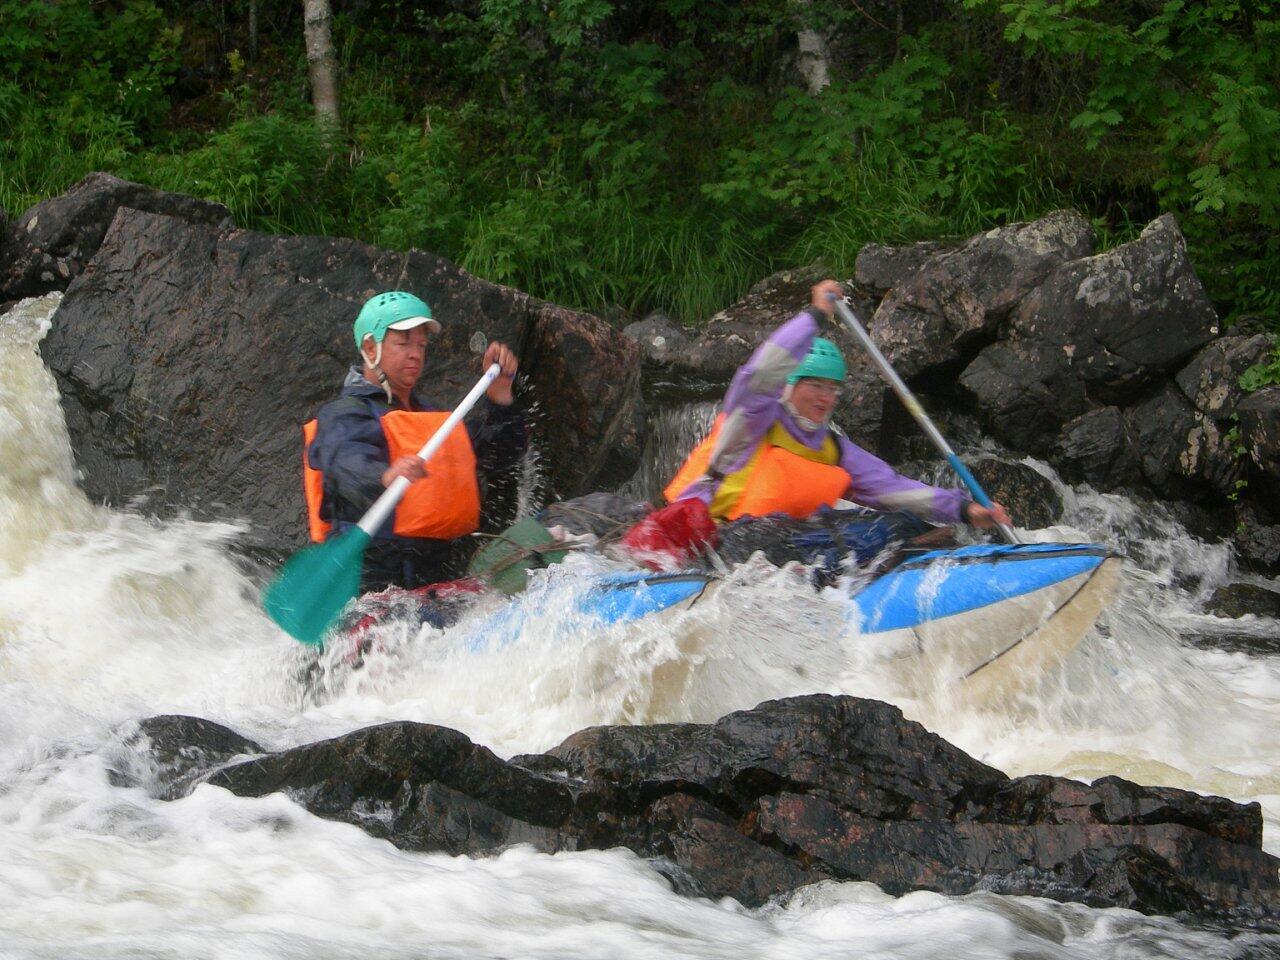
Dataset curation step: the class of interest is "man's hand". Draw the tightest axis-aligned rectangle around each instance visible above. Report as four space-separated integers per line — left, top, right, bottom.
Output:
810 279 846 316
965 501 1013 529
382 455 427 488
483 342 518 405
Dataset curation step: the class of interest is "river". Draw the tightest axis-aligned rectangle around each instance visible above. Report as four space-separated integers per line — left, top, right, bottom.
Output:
1 294 1278 958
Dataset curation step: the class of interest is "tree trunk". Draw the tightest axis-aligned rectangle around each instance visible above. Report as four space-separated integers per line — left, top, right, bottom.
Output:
302 0 340 126
793 0 832 95
249 0 258 61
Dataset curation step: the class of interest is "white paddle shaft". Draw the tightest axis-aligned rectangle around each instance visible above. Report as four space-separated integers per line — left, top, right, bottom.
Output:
357 363 501 536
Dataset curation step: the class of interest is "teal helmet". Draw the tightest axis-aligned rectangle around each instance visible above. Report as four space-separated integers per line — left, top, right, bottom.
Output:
353 291 441 351
787 337 846 384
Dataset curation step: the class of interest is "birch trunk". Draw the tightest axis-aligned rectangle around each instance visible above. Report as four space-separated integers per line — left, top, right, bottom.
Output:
303 0 341 126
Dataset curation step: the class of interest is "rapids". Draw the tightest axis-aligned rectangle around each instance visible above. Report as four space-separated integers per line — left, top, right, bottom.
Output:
1 294 1278 959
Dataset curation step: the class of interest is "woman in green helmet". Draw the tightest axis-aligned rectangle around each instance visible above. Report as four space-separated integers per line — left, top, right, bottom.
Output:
666 279 1011 529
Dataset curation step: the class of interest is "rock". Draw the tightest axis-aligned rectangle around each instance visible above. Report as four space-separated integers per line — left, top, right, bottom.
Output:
854 240 956 295
148 695 1279 921
1014 214 1218 402
39 207 643 550
959 339 1088 454
0 172 233 302
1175 335 1273 422
1123 384 1204 498
113 714 264 799
1233 502 1280 576
967 458 1063 529
622 312 691 364
1206 583 1280 620
870 210 1095 379
1057 406 1142 489
1238 387 1280 494
205 721 575 855
666 264 835 379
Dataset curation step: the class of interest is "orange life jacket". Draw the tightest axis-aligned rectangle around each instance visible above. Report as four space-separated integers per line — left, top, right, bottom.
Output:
303 410 481 543
664 415 851 521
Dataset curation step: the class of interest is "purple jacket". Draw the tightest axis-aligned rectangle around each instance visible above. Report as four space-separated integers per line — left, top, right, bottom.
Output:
675 307 970 524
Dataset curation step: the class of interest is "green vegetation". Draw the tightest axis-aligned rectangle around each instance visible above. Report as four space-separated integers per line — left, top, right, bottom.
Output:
2 0 1277 331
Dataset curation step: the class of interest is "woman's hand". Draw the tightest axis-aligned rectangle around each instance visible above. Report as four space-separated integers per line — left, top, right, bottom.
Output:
810 279 846 315
382 455 427 488
965 501 1013 529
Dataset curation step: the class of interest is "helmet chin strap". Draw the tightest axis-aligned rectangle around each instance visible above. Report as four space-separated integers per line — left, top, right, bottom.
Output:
363 337 393 404
781 384 827 432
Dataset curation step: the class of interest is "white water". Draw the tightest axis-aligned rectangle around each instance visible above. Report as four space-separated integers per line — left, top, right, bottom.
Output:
2 294 1278 959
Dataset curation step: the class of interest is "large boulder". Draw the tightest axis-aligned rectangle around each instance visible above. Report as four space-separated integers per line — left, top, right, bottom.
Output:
0 172 233 303
39 206 643 550
147 695 1280 924
870 210 1095 380
961 215 1219 455
1057 406 1143 489
1238 386 1280 496
853 239 956 295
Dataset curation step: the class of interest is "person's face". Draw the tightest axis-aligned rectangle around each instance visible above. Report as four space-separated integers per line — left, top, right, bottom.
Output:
367 327 428 392
790 377 841 423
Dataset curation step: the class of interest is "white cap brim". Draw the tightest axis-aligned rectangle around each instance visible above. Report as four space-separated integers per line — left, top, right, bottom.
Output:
387 316 441 334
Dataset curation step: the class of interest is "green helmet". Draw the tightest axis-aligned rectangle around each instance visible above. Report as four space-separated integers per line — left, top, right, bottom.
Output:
788 337 846 384
353 291 441 351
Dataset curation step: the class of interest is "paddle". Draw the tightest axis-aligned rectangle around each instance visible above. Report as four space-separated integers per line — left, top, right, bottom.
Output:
264 363 503 645
828 295 1021 545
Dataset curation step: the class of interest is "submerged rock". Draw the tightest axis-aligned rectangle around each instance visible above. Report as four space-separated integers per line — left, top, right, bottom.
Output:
145 695 1280 926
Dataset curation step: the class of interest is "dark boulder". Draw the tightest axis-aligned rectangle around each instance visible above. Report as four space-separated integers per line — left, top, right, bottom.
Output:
113 714 265 800
1176 335 1273 423
958 339 1088 454
1007 214 1218 407
960 215 1218 459
152 695 1280 924
870 210 1095 380
968 458 1063 529
1206 582 1280 622
0 172 233 302
206 721 575 855
853 239 957 296
1232 502 1280 577
1057 406 1143 489
622 312 692 364
1239 387 1280 495
39 206 643 550
1123 384 1204 498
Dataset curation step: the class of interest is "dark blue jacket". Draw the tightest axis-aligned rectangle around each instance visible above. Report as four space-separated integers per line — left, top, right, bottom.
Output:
307 366 527 589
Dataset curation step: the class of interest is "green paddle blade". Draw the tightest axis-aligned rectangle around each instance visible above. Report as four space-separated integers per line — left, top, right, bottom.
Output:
263 528 371 646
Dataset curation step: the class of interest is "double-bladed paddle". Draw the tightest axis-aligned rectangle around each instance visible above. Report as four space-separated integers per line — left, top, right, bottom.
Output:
264 363 502 645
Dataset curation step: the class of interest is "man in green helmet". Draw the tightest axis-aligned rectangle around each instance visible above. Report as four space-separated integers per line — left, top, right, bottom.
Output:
665 279 1011 529
306 291 525 592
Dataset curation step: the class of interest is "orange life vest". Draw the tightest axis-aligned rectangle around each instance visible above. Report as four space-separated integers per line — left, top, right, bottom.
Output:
303 409 481 543
664 415 851 521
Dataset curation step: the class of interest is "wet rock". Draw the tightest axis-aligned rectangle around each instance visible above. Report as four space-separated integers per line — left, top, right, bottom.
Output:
0 172 233 302
967 458 1062 529
871 210 1095 379
118 714 264 800
204 721 575 855
623 312 692 364
961 215 1218 460
1175 335 1273 422
959 339 1088 454
854 240 957 295
1233 502 1280 576
1238 387 1280 496
151 695 1280 923
1206 583 1280 621
39 205 642 550
1057 406 1142 488
1124 383 1204 498
1008 214 1218 406
665 264 836 379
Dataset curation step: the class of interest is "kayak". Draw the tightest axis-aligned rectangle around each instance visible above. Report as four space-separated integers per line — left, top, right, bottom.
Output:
326 534 1119 700
459 540 1119 698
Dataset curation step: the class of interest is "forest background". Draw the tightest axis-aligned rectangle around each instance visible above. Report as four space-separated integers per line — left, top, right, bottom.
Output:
2 0 1277 383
